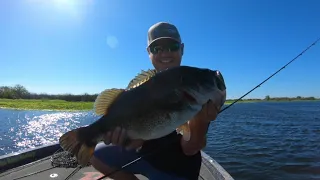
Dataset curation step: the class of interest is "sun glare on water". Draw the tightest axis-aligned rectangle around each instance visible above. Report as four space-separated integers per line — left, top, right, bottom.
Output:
13 112 94 150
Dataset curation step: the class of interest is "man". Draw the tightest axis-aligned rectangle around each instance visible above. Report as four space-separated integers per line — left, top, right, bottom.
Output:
90 22 227 180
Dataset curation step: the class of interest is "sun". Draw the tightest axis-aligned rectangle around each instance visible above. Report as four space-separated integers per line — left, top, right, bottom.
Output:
51 0 78 14
52 0 76 7
26 0 92 17
25 0 94 22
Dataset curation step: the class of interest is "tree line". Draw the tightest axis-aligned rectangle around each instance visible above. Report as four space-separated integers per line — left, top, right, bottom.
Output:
0 85 318 102
0 85 98 102
263 95 317 101
227 96 318 101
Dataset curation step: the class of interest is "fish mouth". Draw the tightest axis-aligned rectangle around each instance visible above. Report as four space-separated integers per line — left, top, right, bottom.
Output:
183 86 217 105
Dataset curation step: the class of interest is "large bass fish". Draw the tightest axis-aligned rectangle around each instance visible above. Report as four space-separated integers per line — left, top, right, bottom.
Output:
59 66 226 166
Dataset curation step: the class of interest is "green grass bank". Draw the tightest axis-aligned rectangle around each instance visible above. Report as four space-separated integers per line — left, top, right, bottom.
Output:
0 99 93 111
0 98 318 111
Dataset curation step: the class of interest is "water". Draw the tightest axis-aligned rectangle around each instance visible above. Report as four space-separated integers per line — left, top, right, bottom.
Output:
0 101 319 180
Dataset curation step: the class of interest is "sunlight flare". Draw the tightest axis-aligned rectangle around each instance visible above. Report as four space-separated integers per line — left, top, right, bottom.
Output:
26 0 94 19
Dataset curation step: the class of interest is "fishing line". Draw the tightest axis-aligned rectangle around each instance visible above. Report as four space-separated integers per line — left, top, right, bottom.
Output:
219 37 320 113
96 37 319 180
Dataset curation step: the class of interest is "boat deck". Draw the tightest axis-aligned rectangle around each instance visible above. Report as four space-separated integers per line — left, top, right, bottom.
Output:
0 151 233 180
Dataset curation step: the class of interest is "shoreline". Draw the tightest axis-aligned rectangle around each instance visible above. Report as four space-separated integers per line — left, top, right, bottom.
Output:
0 106 91 112
0 99 93 112
0 99 319 111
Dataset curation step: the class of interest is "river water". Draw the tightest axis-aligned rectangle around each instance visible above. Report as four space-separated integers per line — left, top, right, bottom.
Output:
0 101 319 180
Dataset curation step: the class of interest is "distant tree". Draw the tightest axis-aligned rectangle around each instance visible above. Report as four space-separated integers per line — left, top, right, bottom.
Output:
0 86 12 98
12 84 30 99
264 95 270 101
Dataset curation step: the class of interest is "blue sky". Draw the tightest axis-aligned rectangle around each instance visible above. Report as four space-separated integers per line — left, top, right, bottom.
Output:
0 0 319 99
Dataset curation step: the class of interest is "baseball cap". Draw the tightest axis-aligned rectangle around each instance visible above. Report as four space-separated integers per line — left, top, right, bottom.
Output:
147 22 181 47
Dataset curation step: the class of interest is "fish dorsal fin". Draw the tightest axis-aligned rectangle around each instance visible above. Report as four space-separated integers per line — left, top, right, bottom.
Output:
94 88 124 115
127 69 157 89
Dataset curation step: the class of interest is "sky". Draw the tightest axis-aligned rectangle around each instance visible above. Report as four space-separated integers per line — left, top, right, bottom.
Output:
0 0 319 99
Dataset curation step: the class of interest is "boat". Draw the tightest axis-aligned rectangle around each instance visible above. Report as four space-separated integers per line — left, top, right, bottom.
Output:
0 143 234 180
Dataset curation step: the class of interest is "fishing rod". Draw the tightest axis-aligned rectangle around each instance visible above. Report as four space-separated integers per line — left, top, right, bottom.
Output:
96 37 320 180
219 37 320 113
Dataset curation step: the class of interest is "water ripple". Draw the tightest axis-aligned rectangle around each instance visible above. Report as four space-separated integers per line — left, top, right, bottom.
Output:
205 101 320 180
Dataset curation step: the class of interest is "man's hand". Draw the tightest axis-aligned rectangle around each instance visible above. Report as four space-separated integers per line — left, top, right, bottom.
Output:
202 89 226 123
103 127 144 150
180 90 226 156
201 100 220 122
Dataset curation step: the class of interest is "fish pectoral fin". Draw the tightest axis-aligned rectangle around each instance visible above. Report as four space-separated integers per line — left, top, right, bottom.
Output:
59 126 96 167
126 69 157 89
94 88 124 115
78 144 95 166
176 122 191 141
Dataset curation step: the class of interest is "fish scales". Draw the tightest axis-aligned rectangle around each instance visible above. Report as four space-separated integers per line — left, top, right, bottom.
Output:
91 85 197 139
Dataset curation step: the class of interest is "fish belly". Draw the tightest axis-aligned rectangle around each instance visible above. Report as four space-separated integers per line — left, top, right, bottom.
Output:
126 104 202 141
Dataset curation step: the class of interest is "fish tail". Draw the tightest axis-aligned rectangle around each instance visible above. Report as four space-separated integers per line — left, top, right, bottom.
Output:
59 126 97 167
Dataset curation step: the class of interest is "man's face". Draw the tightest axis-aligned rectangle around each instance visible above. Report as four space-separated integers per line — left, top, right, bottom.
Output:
147 39 184 71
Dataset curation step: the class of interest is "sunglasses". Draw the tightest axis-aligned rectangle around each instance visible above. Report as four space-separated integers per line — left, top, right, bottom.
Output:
149 43 181 54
